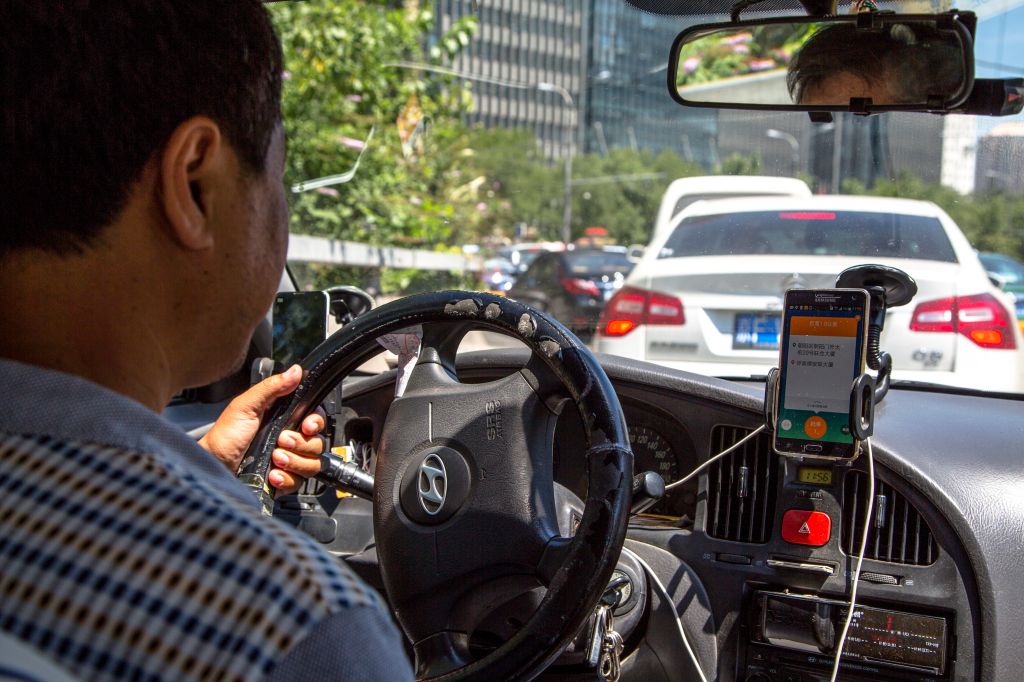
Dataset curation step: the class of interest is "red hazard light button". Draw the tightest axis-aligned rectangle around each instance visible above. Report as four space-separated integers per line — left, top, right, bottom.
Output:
781 510 831 546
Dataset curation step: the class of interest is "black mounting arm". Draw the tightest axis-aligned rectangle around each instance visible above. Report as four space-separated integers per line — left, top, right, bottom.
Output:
835 264 918 405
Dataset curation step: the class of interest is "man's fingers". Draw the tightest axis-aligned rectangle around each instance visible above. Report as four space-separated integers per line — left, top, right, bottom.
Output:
301 409 326 436
277 430 324 457
272 447 323 478
268 468 302 495
230 364 303 417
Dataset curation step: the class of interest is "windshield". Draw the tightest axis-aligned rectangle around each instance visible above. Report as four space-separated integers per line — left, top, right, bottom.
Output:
272 1 1024 395
566 251 634 278
660 211 958 262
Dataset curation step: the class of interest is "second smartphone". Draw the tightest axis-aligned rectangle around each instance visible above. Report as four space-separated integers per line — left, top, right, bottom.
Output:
773 288 869 459
272 291 330 368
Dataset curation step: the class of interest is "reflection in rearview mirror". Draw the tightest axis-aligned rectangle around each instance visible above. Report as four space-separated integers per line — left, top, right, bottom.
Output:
670 13 974 113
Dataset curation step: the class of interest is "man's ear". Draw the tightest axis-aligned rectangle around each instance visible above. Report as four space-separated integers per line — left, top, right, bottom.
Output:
157 117 225 251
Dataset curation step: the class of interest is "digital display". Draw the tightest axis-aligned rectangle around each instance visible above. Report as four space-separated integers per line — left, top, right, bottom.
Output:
775 290 867 458
797 466 833 486
272 292 329 367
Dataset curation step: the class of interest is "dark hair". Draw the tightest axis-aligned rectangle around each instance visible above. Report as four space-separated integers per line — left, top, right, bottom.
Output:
0 1 283 256
787 23 963 105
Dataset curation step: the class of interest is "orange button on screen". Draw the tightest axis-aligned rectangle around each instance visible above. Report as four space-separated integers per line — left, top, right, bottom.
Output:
804 416 827 439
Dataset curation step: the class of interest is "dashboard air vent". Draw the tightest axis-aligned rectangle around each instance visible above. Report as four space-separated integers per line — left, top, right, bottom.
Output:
842 471 938 566
706 425 777 543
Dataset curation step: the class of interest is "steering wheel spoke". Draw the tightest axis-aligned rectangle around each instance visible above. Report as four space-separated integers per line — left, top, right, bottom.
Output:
417 321 472 379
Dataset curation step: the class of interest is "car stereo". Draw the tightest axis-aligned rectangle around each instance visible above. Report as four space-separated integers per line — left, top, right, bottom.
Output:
744 591 950 681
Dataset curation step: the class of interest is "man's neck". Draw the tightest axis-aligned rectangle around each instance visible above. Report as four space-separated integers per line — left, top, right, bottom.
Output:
0 247 175 412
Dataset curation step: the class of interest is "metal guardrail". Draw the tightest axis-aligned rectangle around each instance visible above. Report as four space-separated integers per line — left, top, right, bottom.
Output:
288 234 482 272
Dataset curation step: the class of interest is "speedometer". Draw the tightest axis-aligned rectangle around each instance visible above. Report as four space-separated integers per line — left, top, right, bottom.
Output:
552 401 697 519
629 425 678 484
622 406 698 518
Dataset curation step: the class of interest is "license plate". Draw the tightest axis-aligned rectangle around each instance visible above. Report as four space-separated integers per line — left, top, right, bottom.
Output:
734 313 780 350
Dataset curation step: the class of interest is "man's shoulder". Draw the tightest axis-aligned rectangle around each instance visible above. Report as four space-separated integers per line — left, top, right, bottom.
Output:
0 430 393 681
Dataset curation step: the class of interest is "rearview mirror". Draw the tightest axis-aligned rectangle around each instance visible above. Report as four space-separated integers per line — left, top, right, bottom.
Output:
669 12 975 115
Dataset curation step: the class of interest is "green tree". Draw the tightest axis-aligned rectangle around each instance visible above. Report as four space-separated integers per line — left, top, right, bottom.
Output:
270 2 481 248
464 128 705 246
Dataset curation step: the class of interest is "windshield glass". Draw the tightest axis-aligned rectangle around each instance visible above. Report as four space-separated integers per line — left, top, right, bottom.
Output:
566 251 634 277
660 211 958 262
272 1 1024 395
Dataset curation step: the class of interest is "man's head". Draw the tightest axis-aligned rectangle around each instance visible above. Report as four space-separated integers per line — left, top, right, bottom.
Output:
788 23 964 106
1 2 287 400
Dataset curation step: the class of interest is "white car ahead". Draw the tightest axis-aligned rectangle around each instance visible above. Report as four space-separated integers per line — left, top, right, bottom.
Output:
651 175 812 242
594 196 1024 393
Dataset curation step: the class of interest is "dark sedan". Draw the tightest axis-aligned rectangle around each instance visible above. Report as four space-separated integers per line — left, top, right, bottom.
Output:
509 248 634 342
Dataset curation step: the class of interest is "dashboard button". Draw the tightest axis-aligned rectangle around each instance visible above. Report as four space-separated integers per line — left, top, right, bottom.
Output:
717 552 752 565
781 510 831 546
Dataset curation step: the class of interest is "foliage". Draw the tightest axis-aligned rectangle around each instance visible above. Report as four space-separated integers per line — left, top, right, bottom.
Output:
570 149 704 246
843 173 1024 261
718 153 762 176
463 128 705 247
676 23 816 88
270 1 480 249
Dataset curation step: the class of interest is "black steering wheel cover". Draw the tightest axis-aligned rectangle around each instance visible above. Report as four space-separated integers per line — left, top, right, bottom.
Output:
238 291 633 681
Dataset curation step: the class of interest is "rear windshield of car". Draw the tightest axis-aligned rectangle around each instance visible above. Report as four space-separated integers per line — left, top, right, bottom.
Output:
658 211 958 262
565 252 634 277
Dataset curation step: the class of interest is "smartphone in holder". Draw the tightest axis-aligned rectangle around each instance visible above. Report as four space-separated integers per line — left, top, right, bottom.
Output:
773 288 869 459
272 291 330 368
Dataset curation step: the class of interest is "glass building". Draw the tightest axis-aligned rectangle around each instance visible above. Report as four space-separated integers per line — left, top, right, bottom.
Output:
433 0 586 158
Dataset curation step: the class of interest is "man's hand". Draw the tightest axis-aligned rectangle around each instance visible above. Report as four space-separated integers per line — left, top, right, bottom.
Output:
199 365 324 494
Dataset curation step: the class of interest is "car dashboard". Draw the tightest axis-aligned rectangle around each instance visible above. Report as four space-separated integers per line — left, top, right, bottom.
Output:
242 347 1024 681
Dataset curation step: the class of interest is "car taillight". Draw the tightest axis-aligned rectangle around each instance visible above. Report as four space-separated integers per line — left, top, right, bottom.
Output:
910 293 1017 349
598 286 684 337
561 277 601 297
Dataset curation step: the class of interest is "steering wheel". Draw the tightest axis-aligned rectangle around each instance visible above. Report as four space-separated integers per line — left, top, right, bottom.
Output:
238 291 633 681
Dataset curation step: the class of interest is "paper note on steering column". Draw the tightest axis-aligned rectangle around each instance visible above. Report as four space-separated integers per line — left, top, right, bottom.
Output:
376 325 423 398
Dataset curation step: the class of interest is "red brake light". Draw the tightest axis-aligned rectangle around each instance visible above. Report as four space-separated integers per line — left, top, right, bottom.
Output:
561 277 601 297
910 293 1016 349
598 286 684 337
778 212 836 220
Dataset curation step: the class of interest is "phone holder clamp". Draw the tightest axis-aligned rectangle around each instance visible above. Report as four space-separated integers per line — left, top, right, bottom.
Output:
764 368 876 442
763 264 918 451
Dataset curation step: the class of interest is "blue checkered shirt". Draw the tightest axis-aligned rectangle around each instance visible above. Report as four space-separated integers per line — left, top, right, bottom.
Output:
0 359 413 681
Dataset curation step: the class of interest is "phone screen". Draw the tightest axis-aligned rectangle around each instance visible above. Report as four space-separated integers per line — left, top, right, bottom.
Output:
774 289 868 458
272 292 329 367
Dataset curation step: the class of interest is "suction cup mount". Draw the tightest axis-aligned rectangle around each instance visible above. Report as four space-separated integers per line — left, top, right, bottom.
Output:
836 264 918 404
835 264 918 308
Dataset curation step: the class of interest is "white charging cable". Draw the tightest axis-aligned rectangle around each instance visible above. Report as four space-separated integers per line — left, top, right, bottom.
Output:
620 546 710 682
625 426 767 677
645 424 873 681
829 437 875 682
664 424 768 492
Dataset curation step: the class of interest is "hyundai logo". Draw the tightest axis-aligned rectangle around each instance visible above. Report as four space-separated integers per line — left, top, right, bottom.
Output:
418 454 447 515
